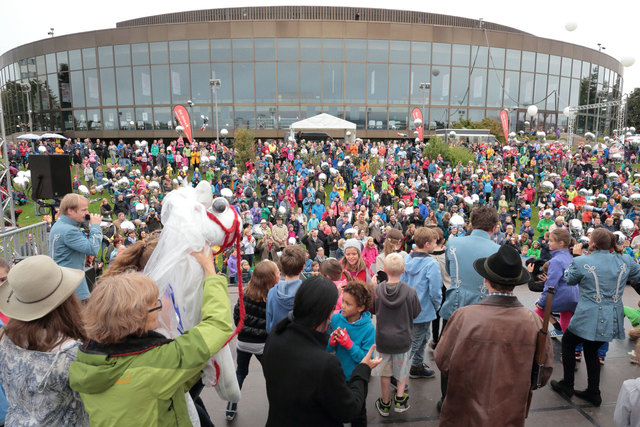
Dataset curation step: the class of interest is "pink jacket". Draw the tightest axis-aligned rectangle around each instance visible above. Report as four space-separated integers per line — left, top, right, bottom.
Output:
362 245 379 268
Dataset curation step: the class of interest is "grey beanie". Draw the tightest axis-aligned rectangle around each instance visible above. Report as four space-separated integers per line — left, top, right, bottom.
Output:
344 238 362 252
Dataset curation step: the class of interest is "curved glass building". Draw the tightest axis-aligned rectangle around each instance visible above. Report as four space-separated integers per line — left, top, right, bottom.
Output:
0 6 624 140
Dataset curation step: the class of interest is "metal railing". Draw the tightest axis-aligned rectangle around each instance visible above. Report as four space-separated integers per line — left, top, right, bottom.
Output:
0 221 49 264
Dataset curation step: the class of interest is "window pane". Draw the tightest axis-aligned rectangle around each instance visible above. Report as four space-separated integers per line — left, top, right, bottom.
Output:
506 49 520 70
277 38 298 61
218 106 234 130
368 63 388 104
82 48 97 69
300 39 321 61
489 47 505 69
69 50 82 70
254 38 276 61
300 62 321 103
469 109 485 122
46 54 57 74
536 53 548 74
345 63 366 103
504 71 520 107
277 106 298 129
409 65 429 105
255 106 276 129
366 107 386 129
136 107 152 130
150 65 169 105
345 106 366 129
255 62 276 103
581 61 591 79
451 67 468 107
323 62 344 103
368 40 388 63
345 39 366 62
98 46 113 67
70 70 85 107
47 73 60 108
389 107 408 130
549 55 561 75
150 42 168 64
487 69 503 108
115 67 133 105
558 77 570 110
169 41 188 63
153 107 172 129
100 68 116 106
278 62 299 103
170 64 189 104
118 108 134 130
519 72 534 105
411 42 430 64
469 68 486 107
235 106 254 129
86 109 101 130
74 110 87 131
323 39 344 61
572 59 581 79
189 40 209 62
132 43 149 65
114 45 131 66
521 51 535 72
84 69 100 107
452 44 469 66
190 63 211 104
211 39 231 61
133 66 152 105
233 62 254 103
211 64 233 103
561 57 572 77
389 64 409 104
103 108 117 130
432 43 451 65
471 46 488 68
431 67 450 105
570 78 579 106
534 74 547 108
390 41 410 63
547 75 559 110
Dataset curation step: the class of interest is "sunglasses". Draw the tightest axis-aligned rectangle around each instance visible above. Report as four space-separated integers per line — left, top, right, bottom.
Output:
148 299 162 313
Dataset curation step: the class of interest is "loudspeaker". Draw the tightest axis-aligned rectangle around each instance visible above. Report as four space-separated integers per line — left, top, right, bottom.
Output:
29 155 72 200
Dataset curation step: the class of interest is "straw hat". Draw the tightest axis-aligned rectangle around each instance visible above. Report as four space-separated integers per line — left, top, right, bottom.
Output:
0 256 85 321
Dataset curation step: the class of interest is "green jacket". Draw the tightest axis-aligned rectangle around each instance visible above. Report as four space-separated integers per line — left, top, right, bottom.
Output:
69 275 233 427
536 218 554 234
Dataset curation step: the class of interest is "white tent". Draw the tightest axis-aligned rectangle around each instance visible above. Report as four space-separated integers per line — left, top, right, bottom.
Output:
290 113 356 142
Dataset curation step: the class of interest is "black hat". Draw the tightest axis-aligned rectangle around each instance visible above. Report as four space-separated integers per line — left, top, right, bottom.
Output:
473 245 530 287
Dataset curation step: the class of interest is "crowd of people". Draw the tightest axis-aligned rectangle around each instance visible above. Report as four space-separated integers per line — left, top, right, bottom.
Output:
2 131 640 425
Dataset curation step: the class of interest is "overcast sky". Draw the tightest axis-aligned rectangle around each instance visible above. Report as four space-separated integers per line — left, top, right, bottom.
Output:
1 0 637 96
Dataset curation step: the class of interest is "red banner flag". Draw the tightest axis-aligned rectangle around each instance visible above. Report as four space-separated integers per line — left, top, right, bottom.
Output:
499 110 509 143
411 107 424 141
173 105 193 144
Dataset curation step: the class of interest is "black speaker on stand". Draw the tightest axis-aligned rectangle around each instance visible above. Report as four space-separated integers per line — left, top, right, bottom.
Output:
29 155 72 200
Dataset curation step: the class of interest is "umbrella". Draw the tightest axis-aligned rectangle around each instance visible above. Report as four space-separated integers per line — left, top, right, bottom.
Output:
16 133 40 140
39 133 68 140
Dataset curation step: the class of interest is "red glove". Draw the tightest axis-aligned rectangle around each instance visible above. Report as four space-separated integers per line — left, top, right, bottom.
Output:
336 329 353 350
329 331 339 347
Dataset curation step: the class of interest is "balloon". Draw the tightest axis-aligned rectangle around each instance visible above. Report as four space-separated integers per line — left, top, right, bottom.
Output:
621 57 636 67
527 105 538 118
449 214 465 228
38 145 46 153
621 219 635 237
630 193 640 206
220 128 229 137
414 118 422 127
220 188 233 198
120 220 135 231
78 185 89 195
432 68 440 77
565 21 578 31
570 219 583 236
541 181 554 193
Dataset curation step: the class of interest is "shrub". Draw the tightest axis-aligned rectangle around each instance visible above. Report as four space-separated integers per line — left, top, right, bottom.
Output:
234 128 256 173
423 136 475 166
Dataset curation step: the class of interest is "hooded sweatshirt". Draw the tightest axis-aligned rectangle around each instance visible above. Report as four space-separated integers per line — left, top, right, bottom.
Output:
266 278 302 333
326 311 376 379
401 252 443 323
374 281 421 354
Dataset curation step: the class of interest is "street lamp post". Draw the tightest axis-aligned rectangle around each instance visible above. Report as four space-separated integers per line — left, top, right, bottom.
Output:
418 82 431 136
187 99 194 129
21 84 33 132
209 79 221 143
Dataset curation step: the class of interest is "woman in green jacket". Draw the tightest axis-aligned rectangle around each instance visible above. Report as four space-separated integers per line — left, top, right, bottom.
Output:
69 249 233 426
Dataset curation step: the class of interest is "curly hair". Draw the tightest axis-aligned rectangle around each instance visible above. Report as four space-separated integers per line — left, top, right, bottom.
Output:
102 230 161 277
342 280 373 314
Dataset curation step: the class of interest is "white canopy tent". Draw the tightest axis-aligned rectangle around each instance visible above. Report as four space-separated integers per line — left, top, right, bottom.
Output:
289 113 356 142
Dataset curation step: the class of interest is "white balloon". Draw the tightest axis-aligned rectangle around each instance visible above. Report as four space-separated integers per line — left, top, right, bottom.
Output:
120 220 135 231
621 57 636 67
78 185 89 195
414 118 423 127
565 21 578 32
527 105 538 118
38 145 46 153
220 128 229 137
563 106 574 118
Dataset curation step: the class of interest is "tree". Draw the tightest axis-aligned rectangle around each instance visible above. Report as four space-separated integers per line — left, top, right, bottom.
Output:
234 128 256 173
451 117 506 143
626 88 640 129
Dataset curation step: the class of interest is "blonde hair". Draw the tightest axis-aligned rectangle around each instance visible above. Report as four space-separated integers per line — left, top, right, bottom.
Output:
83 272 158 344
59 193 89 215
384 252 405 277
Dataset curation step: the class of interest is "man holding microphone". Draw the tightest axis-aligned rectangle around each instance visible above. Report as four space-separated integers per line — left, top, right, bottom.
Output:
49 193 103 301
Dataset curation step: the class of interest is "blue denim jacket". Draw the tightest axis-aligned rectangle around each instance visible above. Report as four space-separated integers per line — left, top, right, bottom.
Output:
565 250 640 342
49 215 102 300
440 229 500 320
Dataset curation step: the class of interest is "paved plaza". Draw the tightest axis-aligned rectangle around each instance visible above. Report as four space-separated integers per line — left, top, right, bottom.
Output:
200 284 640 426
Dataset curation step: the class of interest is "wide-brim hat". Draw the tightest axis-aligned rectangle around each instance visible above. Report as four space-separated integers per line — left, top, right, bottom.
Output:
473 245 530 287
0 255 85 322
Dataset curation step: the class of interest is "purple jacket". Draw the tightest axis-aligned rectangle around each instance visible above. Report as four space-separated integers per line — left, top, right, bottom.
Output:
536 248 578 313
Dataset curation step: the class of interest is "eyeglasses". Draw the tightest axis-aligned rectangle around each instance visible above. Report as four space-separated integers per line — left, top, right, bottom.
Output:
148 299 162 313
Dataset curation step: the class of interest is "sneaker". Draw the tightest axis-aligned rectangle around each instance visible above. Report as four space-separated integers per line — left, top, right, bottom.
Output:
574 389 602 407
549 329 564 339
550 379 574 399
375 398 391 417
409 364 436 379
599 357 605 365
575 351 582 362
390 376 409 393
225 401 238 421
394 393 410 413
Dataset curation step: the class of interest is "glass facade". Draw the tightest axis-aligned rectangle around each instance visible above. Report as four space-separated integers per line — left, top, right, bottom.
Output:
0 37 622 135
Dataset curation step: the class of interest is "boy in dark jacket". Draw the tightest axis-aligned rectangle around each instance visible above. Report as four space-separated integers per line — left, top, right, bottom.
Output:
373 253 421 417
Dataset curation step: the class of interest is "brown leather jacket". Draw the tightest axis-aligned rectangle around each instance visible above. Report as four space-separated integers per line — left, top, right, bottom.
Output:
435 295 553 427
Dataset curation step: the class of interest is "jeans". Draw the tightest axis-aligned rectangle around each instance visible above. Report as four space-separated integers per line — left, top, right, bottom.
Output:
561 329 604 392
410 322 431 367
236 349 263 389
